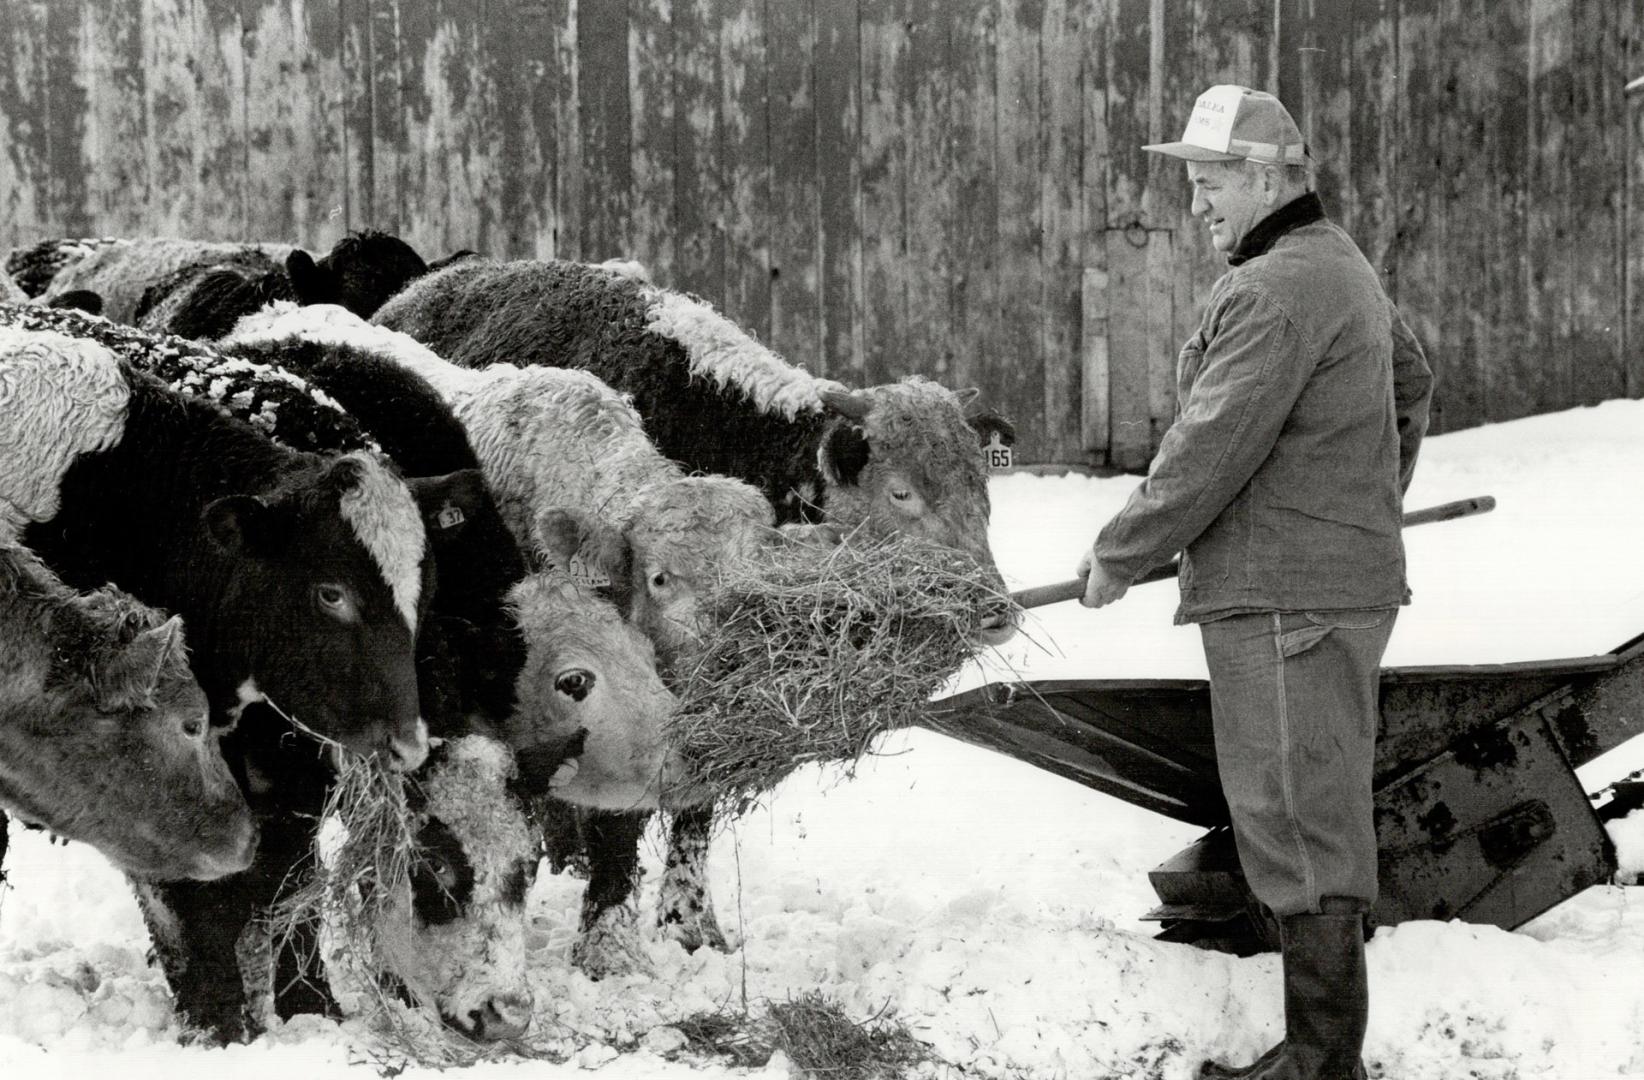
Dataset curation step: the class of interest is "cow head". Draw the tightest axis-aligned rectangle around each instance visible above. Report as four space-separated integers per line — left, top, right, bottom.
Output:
0 550 256 880
537 479 772 672
345 736 538 1041
503 513 689 810
815 377 1019 645
286 232 428 319
204 451 431 770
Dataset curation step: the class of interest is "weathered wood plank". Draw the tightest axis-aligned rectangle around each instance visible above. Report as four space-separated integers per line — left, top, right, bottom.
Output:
242 0 348 246
996 0 1044 457
1081 0 1112 458
1524 0 1569 422
629 0 676 280
814 0 858 380
1626 0 1644 396
42 0 93 237
947 0 997 401
0 0 48 247
581 0 633 261
719 0 770 335
520 0 579 260
407 0 479 256
1566 0 1624 407
81 0 148 236
904 0 959 389
1041 0 1087 463
1348 0 1399 284
1103 0 1152 469
340 0 375 231
673 0 722 294
767 0 821 372
858 0 908 389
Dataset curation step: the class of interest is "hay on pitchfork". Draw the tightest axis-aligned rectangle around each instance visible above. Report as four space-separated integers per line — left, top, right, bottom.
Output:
668 533 1011 810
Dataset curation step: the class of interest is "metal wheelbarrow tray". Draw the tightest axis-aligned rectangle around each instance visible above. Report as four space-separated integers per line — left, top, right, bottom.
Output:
924 629 1644 951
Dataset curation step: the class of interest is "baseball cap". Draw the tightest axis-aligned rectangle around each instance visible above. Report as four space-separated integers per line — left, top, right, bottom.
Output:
1143 85 1311 165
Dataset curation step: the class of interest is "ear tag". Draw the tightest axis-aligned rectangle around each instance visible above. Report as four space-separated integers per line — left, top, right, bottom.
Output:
985 431 1014 471
436 504 466 530
568 552 611 589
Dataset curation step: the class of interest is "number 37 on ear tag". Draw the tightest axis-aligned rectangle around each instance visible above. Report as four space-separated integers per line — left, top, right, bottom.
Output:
984 432 1013 471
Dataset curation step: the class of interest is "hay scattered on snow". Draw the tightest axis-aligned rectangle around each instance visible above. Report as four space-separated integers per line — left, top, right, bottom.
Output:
668 533 1011 809
676 992 931 1077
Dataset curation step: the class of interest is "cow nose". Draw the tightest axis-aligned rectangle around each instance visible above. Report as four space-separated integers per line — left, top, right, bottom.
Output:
385 718 430 772
473 992 533 1041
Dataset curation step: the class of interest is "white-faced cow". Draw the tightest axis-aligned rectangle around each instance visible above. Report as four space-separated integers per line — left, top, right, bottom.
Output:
0 542 256 882
373 260 1019 967
0 322 440 1040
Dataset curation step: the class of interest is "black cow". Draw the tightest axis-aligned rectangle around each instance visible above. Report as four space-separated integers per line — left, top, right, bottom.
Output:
0 319 446 1040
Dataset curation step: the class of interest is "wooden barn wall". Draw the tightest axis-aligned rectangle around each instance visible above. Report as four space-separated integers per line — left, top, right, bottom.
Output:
0 0 1638 467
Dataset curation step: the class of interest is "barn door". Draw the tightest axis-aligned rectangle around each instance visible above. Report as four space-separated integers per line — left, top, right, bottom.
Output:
1092 221 1182 472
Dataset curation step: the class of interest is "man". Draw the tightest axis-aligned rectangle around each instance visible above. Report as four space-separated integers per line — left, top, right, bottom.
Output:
1077 86 1433 1079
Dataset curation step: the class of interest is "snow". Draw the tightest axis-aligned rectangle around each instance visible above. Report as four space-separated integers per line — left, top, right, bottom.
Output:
8 397 1644 1078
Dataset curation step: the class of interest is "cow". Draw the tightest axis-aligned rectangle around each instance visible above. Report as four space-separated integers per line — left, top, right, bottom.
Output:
0 542 256 882
223 302 767 974
372 260 1019 965
0 303 529 735
0 322 443 1040
14 231 428 327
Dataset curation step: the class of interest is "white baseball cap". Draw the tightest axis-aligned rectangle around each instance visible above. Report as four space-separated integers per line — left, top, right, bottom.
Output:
1144 85 1311 165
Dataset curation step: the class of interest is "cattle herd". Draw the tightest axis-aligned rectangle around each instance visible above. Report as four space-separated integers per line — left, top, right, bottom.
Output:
0 232 1020 1047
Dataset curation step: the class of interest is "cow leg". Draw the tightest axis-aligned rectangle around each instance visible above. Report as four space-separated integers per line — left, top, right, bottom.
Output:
657 803 729 953
132 874 264 1043
568 808 653 979
0 808 9 886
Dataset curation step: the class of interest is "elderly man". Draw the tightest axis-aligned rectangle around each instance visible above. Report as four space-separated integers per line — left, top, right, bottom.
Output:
1077 86 1433 1079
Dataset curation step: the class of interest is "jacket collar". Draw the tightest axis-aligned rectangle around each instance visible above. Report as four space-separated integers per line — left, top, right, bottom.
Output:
1227 192 1326 266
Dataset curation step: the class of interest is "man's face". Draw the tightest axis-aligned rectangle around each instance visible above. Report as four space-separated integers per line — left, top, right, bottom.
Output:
1188 160 1269 254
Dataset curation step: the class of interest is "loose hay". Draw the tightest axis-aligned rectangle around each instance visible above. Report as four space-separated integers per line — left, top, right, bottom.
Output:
668 533 1011 810
677 992 931 1077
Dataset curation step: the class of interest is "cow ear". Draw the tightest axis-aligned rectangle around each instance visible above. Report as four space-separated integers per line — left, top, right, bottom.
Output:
203 494 274 555
533 508 586 571
969 408 1017 448
954 386 982 409
285 249 337 305
406 468 491 536
425 250 480 274
97 615 186 710
818 421 872 486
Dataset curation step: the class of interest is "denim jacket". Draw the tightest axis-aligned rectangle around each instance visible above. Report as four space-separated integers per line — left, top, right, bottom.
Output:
1094 196 1435 623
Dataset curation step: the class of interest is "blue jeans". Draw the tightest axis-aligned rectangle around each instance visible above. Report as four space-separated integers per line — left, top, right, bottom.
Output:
1199 609 1397 918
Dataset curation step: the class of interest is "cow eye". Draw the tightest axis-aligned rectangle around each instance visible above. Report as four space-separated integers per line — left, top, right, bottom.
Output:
314 583 356 621
555 669 594 700
890 488 912 501
649 570 670 590
182 712 206 738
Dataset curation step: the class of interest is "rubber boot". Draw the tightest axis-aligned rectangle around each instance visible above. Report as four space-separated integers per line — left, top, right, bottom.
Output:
1199 901 1368 1080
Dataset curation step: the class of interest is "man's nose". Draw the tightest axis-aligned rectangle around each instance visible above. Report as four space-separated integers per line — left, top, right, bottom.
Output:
1191 191 1210 217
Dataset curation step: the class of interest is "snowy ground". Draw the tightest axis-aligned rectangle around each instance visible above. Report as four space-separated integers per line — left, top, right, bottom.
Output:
7 398 1644 1079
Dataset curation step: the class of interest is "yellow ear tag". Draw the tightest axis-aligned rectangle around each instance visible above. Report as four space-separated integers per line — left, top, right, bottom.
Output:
436 505 466 530
985 432 1014 471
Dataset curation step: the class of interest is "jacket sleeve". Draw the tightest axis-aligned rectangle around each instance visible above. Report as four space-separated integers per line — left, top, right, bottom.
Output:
1389 303 1433 494
1093 286 1315 583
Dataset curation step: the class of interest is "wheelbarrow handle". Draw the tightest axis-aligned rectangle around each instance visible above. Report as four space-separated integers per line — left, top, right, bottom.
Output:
1010 494 1497 611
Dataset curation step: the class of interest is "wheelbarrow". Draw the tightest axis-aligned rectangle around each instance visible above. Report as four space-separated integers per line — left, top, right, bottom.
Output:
924 497 1635 952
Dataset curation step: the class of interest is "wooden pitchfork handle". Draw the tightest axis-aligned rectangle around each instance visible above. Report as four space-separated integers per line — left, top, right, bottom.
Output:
1009 495 1497 611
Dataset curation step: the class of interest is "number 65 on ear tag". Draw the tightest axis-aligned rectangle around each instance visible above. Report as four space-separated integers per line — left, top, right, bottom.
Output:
985 431 1014 471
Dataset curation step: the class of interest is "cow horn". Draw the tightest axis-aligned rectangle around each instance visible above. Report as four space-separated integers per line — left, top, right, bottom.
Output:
818 386 872 420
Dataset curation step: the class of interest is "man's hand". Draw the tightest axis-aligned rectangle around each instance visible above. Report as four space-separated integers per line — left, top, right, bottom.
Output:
1076 548 1130 608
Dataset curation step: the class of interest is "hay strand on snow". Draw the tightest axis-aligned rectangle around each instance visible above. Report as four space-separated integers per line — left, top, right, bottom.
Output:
667 533 1010 809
